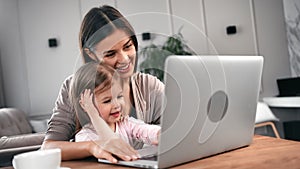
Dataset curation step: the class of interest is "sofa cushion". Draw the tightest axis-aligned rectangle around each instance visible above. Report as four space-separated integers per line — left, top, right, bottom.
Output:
0 108 33 137
29 119 49 133
0 133 45 149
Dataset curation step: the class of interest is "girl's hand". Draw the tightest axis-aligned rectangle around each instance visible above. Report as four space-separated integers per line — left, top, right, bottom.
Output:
152 130 160 145
79 89 98 117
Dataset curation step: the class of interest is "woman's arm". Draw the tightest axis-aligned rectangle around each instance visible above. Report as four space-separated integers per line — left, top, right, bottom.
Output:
42 138 137 162
42 140 106 161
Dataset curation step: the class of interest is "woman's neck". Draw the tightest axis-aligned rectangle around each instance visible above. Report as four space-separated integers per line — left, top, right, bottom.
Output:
123 78 132 100
123 78 134 116
123 77 131 84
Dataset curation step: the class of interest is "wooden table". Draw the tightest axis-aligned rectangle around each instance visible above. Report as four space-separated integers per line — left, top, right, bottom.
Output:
3 135 300 169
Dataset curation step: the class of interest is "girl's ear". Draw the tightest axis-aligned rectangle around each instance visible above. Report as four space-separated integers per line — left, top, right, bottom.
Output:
84 48 98 61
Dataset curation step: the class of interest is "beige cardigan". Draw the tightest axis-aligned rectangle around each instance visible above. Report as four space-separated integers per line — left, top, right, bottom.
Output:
45 72 164 142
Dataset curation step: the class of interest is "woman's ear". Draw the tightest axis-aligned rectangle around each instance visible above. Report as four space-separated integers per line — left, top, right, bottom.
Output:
84 48 98 61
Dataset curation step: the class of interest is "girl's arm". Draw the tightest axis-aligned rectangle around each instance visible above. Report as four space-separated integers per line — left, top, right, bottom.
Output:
126 117 161 145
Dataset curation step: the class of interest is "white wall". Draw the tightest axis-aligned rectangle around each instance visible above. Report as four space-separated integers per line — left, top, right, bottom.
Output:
79 0 116 19
0 0 30 112
253 0 291 98
17 0 82 115
0 0 293 116
0 0 83 115
203 0 258 55
170 0 208 54
171 0 291 98
116 0 172 40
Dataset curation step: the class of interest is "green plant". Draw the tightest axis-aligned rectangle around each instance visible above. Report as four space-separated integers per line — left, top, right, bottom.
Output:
139 30 196 81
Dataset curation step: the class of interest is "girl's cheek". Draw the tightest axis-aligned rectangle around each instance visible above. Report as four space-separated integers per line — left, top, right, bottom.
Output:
121 99 126 107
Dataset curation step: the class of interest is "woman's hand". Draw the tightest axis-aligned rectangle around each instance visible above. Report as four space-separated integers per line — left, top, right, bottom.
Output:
90 137 139 162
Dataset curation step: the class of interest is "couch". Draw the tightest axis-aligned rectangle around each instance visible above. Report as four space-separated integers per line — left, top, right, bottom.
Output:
0 108 46 167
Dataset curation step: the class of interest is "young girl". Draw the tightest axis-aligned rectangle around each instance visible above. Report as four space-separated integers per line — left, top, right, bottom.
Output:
70 62 160 147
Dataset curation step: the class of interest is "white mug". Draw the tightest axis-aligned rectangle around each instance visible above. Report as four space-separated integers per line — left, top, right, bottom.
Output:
12 148 61 169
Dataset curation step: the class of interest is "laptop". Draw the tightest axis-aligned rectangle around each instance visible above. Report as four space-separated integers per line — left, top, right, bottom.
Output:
276 77 300 97
98 55 264 168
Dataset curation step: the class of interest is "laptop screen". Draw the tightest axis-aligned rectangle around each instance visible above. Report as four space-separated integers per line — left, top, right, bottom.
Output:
277 77 300 97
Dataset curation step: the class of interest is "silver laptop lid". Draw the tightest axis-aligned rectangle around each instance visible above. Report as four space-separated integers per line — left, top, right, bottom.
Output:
157 55 263 168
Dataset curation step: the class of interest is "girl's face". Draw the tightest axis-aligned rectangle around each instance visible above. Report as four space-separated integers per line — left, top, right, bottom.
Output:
89 29 136 79
94 82 125 129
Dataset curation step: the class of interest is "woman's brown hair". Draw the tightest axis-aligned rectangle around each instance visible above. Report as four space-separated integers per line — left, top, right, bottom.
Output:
79 5 138 63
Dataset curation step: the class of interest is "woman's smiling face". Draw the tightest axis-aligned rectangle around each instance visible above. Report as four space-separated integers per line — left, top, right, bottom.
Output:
91 29 136 79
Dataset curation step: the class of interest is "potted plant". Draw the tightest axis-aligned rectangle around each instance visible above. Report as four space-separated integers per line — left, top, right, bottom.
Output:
139 29 196 82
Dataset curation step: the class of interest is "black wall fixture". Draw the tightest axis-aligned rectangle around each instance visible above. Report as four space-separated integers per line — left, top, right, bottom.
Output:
48 38 58 47
226 25 237 35
142 32 151 41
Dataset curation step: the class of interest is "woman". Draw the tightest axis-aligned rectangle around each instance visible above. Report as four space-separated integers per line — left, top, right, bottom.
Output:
41 5 164 163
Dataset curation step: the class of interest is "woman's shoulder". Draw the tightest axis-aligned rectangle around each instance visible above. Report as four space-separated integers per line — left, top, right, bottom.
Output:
55 74 74 101
131 72 164 90
58 74 74 90
132 72 157 81
63 74 74 85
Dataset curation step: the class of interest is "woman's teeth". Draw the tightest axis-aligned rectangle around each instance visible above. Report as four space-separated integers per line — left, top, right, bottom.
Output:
117 63 130 71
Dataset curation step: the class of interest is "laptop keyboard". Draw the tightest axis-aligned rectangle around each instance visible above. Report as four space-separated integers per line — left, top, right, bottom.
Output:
138 145 158 159
140 155 158 161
